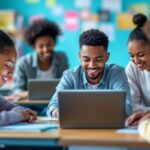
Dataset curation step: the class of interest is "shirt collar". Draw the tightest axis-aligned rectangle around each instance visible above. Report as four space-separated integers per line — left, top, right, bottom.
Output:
32 52 59 68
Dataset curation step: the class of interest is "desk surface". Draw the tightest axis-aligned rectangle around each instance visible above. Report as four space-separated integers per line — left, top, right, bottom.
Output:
0 117 150 148
0 129 59 146
0 117 59 147
14 100 49 105
59 129 150 148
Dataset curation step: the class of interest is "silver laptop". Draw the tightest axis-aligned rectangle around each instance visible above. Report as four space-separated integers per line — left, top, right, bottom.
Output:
58 90 126 129
28 79 59 100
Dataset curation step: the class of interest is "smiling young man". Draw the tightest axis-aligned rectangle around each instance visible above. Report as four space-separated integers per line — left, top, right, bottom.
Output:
47 29 132 118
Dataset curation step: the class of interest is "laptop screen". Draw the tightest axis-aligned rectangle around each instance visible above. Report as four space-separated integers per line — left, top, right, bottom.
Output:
58 90 126 129
28 79 59 100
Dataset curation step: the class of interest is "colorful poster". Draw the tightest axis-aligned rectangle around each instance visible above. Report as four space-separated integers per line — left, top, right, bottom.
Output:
75 0 91 8
65 11 79 31
117 13 134 30
98 10 110 21
128 3 149 15
52 5 64 16
80 9 91 20
99 23 115 41
25 0 39 3
102 0 122 12
81 21 98 32
0 11 15 29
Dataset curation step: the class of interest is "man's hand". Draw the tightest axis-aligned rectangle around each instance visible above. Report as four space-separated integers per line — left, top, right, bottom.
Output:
127 111 150 126
52 108 59 118
19 109 37 122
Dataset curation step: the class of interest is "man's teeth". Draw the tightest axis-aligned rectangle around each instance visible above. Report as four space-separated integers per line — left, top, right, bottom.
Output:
89 69 97 73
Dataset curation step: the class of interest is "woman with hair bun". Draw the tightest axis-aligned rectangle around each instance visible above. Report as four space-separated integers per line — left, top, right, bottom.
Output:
126 13 150 126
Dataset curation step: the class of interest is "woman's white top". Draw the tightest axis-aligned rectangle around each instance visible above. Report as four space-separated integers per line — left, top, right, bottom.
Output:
126 61 150 113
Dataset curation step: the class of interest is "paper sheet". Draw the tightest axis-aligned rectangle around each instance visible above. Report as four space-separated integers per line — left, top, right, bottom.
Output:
116 127 138 134
0 123 59 132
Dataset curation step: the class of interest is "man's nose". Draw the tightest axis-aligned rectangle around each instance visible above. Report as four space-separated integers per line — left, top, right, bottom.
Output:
89 61 95 68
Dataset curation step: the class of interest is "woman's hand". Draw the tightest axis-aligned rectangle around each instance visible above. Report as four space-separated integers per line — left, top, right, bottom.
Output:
127 111 150 126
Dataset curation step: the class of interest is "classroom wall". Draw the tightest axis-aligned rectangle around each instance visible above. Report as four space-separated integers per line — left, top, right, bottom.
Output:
0 0 149 68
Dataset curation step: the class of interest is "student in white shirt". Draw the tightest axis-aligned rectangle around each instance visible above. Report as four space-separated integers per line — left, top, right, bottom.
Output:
126 13 150 126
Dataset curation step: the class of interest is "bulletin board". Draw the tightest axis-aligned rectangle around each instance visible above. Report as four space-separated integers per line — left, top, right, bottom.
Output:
0 0 149 68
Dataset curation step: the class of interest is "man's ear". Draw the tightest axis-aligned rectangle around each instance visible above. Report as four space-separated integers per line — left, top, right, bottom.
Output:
78 51 81 59
105 52 110 62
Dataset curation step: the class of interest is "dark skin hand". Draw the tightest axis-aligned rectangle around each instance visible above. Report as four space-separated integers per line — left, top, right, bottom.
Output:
18 108 37 122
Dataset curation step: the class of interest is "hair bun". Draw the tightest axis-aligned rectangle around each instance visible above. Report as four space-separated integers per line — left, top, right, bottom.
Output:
133 13 147 28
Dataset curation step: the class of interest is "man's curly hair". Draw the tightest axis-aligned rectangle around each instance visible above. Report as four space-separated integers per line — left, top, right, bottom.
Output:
24 19 61 46
79 29 109 50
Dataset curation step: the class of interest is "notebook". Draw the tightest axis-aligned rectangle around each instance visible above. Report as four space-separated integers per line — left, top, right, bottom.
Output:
58 90 126 129
28 79 59 100
0 123 59 132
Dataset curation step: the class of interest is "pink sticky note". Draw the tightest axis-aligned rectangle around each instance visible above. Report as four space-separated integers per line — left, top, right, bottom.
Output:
65 11 79 31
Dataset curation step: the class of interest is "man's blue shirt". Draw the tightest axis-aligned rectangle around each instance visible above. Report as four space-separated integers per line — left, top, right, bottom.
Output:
47 64 132 117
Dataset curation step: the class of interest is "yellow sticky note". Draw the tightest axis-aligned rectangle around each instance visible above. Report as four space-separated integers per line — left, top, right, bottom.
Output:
128 3 149 16
117 13 135 30
0 11 15 29
45 0 56 8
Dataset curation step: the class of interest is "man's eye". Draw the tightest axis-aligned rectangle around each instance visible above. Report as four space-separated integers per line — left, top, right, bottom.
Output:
83 59 89 62
96 58 103 61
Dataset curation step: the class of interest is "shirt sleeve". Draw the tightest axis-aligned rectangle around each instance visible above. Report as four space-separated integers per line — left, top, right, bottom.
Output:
47 70 74 117
126 62 150 113
0 96 24 126
57 52 69 78
13 57 28 94
111 67 132 117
